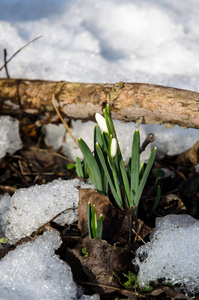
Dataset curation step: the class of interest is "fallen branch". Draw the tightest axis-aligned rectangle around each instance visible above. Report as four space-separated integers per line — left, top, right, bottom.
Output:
0 78 198 129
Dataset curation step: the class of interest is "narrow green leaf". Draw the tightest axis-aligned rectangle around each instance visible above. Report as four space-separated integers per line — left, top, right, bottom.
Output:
94 126 107 194
133 147 157 216
83 157 87 177
149 185 161 216
100 137 123 206
112 270 124 287
96 214 103 239
75 157 84 177
127 157 131 180
107 135 114 167
94 125 103 153
83 158 93 183
91 205 97 238
78 138 103 192
131 130 140 199
104 104 123 161
111 165 123 207
101 132 109 153
119 159 130 207
103 104 117 138
87 202 92 239
95 143 123 207
107 136 123 202
139 161 145 179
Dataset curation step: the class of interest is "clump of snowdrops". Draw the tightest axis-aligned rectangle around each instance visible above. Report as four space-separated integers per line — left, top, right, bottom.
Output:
76 104 160 217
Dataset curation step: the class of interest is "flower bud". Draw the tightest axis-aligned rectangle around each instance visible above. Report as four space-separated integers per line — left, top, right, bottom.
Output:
111 138 117 157
95 113 108 133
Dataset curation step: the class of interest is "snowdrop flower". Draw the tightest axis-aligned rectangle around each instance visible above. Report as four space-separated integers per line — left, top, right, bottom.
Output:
111 138 117 158
95 113 108 133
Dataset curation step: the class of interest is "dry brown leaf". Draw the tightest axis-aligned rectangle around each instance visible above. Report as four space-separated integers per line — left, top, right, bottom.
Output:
177 141 199 165
78 188 133 244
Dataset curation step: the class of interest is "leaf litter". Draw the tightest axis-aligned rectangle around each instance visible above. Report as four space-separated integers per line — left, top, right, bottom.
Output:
0 116 199 299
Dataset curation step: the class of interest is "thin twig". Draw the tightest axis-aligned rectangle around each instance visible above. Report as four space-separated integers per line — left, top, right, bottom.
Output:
132 227 146 245
77 281 147 298
140 133 155 154
52 90 79 148
33 206 78 236
0 36 41 71
0 185 17 193
3 49 10 78
4 160 28 187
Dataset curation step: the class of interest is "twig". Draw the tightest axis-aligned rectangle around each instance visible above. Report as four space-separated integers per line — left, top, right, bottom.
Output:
132 227 146 245
4 160 29 187
52 89 79 148
77 281 147 298
3 49 10 78
33 206 78 236
140 133 155 154
0 185 17 193
0 36 41 71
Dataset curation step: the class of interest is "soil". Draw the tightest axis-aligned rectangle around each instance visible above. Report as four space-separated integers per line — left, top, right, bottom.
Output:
0 115 199 300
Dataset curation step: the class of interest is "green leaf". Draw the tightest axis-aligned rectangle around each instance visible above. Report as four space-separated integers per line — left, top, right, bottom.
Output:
149 185 161 216
96 214 103 239
75 157 84 177
119 159 130 207
0 237 8 244
123 271 138 288
95 143 123 207
67 163 75 170
139 161 145 179
87 202 92 239
140 285 154 292
91 205 97 238
103 104 117 138
130 130 140 204
94 125 103 152
101 131 109 153
107 136 123 204
133 147 157 216
112 270 124 287
78 138 103 192
82 247 88 257
94 126 107 194
153 169 165 178
113 270 138 289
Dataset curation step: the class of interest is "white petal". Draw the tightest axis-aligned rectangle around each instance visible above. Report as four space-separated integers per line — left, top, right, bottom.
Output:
95 113 108 133
111 138 117 157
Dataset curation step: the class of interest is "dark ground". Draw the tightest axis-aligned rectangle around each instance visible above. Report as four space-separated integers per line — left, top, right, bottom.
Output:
0 116 199 300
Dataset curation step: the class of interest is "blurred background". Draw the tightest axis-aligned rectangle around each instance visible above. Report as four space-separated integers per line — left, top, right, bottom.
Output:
0 0 199 91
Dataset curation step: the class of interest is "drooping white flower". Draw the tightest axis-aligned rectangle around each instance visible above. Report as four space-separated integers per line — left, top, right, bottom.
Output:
110 138 117 158
95 113 108 133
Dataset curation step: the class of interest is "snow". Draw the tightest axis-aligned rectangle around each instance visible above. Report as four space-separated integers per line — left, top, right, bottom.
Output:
134 214 199 295
0 116 22 159
0 228 100 300
0 230 78 300
0 0 199 298
1 0 199 91
44 119 199 163
0 178 93 245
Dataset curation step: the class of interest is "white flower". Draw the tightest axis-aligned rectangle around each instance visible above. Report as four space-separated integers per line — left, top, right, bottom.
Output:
110 138 117 157
95 113 108 133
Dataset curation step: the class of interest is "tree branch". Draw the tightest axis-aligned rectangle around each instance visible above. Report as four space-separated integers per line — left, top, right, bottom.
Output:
0 78 198 129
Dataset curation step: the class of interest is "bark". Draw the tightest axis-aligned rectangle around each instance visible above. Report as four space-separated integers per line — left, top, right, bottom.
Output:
0 78 198 129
